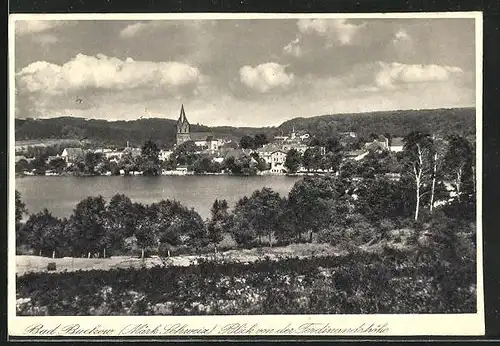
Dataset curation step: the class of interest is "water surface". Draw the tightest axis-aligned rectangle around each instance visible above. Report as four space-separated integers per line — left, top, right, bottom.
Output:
16 175 301 219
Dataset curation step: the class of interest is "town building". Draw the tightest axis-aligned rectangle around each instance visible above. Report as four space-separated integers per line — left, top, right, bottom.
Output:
340 131 357 138
176 105 191 146
270 150 287 173
389 137 404 152
61 148 84 163
255 144 282 165
122 147 142 158
159 149 173 161
364 135 389 151
175 105 223 153
15 155 28 163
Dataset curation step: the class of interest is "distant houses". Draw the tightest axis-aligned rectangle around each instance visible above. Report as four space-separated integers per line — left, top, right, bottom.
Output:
269 150 287 173
364 135 389 151
159 149 173 161
390 137 404 152
175 105 230 153
15 103 416 177
61 148 84 163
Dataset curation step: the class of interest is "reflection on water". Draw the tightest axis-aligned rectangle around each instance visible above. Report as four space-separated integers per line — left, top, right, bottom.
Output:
16 175 301 219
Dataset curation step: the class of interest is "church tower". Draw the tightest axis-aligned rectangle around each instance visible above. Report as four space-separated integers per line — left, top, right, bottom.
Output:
176 104 191 146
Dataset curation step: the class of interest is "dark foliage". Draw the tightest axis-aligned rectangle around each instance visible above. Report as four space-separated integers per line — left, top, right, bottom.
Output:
279 108 475 142
16 247 476 316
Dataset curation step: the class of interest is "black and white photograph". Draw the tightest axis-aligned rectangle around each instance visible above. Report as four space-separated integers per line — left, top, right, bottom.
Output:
9 12 484 337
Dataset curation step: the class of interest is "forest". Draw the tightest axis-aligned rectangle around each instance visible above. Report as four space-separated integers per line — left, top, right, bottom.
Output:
15 107 475 149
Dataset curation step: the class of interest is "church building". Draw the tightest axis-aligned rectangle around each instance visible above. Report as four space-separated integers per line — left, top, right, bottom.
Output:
176 104 191 146
175 105 221 152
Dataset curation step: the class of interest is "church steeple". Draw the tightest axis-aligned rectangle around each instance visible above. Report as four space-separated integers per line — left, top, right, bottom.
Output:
177 104 190 134
176 104 191 146
179 104 187 123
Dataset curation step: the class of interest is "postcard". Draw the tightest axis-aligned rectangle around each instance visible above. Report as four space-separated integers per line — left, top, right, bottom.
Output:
8 11 484 338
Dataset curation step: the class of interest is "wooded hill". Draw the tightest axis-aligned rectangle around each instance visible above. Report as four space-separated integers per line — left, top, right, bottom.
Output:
279 107 476 140
15 107 475 148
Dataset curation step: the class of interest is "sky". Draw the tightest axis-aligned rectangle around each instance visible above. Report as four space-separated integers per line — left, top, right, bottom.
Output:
13 16 476 127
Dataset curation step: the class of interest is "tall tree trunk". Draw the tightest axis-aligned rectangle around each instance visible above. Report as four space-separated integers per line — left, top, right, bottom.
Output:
269 233 272 248
430 152 437 213
88 251 91 259
414 189 420 222
52 250 55 259
39 249 42 257
456 167 463 203
413 144 424 221
103 248 106 259
141 247 145 259
472 164 476 195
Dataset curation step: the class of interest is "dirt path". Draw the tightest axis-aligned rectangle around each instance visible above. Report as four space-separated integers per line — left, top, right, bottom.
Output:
16 243 342 276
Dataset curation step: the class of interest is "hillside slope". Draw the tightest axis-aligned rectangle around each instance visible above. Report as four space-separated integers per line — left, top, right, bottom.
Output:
15 107 476 148
279 107 476 139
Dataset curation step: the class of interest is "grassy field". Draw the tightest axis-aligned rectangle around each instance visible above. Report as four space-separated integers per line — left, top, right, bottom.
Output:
16 242 343 276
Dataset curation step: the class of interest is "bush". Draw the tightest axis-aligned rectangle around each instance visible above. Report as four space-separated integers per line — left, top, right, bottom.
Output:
217 233 238 251
47 263 56 271
17 248 476 316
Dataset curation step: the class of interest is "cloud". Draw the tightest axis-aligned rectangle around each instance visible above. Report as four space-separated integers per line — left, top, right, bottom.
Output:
393 29 410 42
297 19 365 45
374 62 464 89
15 20 69 36
119 22 149 38
36 34 59 45
119 20 214 38
17 53 203 95
239 63 295 93
283 37 302 57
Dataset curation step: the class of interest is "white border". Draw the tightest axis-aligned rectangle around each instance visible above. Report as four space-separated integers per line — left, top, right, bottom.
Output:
8 11 484 337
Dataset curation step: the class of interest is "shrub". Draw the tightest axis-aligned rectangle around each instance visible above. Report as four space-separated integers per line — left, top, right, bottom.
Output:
47 263 56 271
16 248 476 316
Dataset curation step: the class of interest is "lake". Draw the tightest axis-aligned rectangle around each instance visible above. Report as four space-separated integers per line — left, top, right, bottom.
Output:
15 175 302 220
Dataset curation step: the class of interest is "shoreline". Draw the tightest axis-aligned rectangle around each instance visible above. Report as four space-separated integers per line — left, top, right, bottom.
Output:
15 172 326 178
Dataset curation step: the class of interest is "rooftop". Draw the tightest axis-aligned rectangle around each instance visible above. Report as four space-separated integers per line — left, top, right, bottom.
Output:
391 137 404 147
190 132 218 141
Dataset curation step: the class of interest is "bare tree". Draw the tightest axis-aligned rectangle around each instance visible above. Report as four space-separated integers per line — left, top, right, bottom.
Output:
429 135 447 213
443 135 474 203
403 132 433 221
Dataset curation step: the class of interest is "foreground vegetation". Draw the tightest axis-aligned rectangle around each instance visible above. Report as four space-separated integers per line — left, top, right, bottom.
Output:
16 243 476 316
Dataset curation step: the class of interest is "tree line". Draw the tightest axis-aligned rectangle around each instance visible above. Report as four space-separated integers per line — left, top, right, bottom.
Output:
15 131 475 259
279 107 475 141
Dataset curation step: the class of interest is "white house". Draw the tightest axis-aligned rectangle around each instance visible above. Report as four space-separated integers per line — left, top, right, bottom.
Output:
270 150 287 173
340 131 357 138
105 150 124 161
158 149 173 161
188 133 220 152
281 143 308 154
390 137 404 152
256 144 282 165
213 157 225 164
61 148 84 163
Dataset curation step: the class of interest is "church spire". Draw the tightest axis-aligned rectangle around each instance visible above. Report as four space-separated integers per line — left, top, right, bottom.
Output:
179 104 186 123
177 104 190 135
